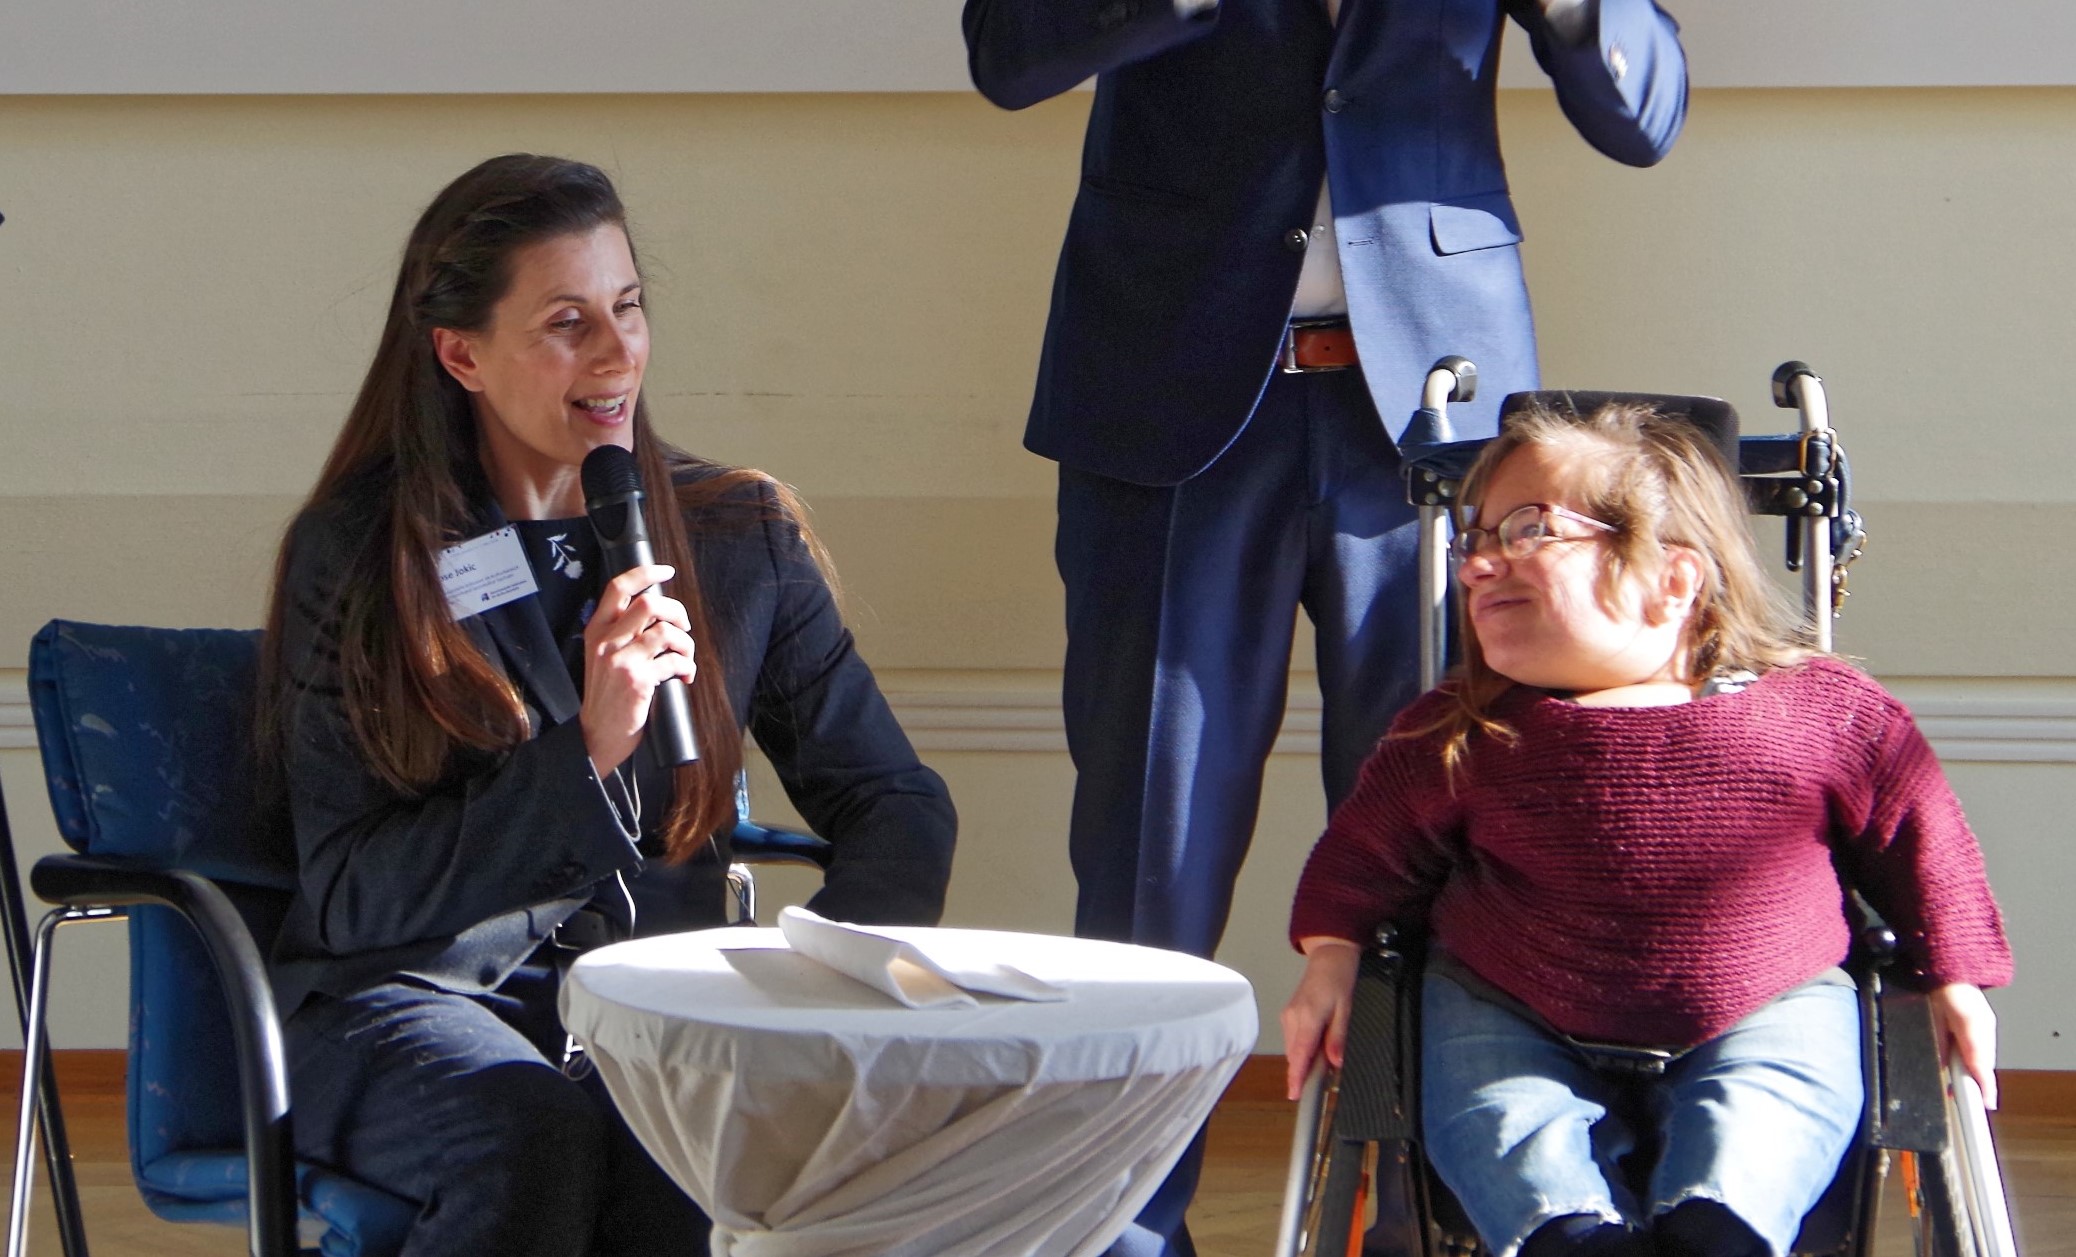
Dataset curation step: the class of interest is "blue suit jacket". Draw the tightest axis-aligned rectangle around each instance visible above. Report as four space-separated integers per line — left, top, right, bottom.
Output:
268 466 956 1013
964 0 1687 486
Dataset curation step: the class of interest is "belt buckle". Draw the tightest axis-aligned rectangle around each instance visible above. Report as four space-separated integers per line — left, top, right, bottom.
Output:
1566 1036 1681 1077
1280 317 1352 374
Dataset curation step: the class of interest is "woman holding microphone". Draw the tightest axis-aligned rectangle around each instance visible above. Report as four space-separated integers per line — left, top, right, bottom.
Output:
260 153 955 1255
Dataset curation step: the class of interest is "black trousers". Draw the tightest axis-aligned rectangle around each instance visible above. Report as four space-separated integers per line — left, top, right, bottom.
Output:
286 958 709 1257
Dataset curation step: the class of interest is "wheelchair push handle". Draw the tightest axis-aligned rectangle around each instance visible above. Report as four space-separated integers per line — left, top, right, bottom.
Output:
1771 360 1822 414
1421 356 1477 412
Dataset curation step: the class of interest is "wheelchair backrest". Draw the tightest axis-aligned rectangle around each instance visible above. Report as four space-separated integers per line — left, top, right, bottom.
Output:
1498 390 1741 470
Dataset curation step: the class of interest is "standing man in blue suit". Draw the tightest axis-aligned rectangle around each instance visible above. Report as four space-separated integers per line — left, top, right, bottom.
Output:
963 1 1685 1252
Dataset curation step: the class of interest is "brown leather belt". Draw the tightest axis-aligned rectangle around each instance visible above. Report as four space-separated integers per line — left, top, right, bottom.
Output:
1279 317 1358 373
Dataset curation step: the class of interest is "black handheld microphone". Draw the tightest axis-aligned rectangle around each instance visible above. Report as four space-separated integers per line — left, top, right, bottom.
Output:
581 444 699 766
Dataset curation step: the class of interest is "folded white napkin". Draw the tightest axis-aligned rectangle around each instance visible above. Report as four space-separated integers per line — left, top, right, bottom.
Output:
776 907 1069 1009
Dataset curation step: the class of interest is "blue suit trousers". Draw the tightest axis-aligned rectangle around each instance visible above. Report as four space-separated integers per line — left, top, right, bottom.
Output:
1058 363 1423 1256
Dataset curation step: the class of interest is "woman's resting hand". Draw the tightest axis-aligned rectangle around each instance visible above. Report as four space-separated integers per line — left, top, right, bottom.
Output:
1929 981 1999 1110
1282 938 1362 1101
582 563 699 776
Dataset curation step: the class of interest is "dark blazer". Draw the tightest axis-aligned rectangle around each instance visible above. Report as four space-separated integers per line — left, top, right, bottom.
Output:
268 467 956 1013
963 0 1688 485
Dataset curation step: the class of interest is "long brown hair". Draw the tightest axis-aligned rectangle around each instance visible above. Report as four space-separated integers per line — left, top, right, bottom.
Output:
260 154 815 860
1410 402 1819 779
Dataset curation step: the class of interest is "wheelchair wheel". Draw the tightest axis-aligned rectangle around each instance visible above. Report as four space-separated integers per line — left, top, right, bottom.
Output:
1303 1136 1371 1257
1905 1146 1981 1257
1281 1064 1381 1257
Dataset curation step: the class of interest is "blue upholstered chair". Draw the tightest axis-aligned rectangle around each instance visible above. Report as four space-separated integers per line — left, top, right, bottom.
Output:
1 620 830 1257
2 621 414 1257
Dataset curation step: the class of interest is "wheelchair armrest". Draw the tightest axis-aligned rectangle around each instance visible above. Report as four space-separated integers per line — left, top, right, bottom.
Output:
1870 987 1950 1153
729 820 833 870
1833 886 1946 1151
1332 929 1423 1144
28 853 299 1249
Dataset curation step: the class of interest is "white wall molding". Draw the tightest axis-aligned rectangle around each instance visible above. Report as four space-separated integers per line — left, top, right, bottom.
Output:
0 673 27 753
9 669 2075 764
1894 698 2076 766
881 683 2076 765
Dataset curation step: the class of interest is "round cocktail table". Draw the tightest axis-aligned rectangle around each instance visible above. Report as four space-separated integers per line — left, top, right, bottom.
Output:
561 926 1256 1257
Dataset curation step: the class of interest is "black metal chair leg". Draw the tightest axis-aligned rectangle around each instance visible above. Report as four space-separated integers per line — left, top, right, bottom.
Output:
29 860 301 1257
0 786 90 1257
10 911 104 1257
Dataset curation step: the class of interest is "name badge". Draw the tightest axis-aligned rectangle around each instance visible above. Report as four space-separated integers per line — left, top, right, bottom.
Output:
437 527 539 621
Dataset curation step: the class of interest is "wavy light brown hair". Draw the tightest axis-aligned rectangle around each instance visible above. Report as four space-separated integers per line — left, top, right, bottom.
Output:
1410 401 1819 778
260 154 825 860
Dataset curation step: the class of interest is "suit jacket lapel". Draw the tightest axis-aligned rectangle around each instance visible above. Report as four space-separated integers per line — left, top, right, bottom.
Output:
1323 0 1382 92
1292 0 1336 42
458 498 582 730
479 592 581 729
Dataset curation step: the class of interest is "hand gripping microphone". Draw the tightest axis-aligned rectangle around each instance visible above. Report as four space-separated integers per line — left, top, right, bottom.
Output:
582 444 700 766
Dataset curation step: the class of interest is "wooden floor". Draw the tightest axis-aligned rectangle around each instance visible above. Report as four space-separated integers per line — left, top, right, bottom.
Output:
3 1070 2072 1255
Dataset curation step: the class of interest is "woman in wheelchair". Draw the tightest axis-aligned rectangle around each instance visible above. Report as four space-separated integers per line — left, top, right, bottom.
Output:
1281 405 2010 1257
254 155 956 1255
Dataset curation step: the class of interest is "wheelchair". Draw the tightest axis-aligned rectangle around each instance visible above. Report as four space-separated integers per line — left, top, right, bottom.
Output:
1273 360 2019 1257
0 620 832 1257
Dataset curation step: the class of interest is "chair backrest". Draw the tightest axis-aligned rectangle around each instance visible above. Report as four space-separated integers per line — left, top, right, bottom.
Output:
27 620 296 1211
29 620 292 889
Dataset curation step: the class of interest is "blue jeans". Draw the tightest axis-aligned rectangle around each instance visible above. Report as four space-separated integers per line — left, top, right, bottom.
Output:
1420 972 1863 1257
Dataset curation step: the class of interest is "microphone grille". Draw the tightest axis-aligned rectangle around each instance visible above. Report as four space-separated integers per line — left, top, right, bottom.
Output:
581 444 642 505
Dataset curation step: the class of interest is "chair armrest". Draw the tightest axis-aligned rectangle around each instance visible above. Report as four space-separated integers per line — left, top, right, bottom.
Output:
28 853 300 1253
729 820 833 870
30 856 282 1038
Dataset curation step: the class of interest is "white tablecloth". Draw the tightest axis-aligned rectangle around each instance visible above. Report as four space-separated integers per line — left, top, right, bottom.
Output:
560 927 1257 1257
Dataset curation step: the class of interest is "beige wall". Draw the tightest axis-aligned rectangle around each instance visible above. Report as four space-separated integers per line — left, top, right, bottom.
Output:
2 88 2072 1065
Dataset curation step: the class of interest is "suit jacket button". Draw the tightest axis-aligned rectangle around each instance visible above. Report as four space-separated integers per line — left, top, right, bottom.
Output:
1608 43 1628 83
1095 1 1131 30
1284 228 1309 252
1323 88 1347 113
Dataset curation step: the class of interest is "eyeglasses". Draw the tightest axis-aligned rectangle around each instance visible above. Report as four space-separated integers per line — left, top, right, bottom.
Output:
1451 502 1617 562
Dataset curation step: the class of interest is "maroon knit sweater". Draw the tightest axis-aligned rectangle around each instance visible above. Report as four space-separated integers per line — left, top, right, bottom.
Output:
1289 658 2012 1049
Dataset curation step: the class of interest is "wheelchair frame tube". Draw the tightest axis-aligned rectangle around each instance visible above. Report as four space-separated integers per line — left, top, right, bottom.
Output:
1413 361 1467 694
1785 371 1835 650
1418 505 1450 692
1947 1059 2019 1257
